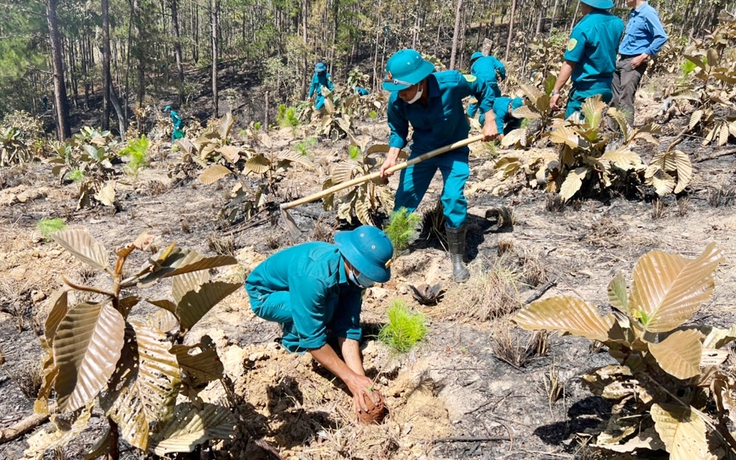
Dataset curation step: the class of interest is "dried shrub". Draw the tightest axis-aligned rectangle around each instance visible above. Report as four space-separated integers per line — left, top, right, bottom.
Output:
5 360 43 400
545 193 566 213
707 185 736 208
207 235 236 256
651 199 665 219
451 256 522 321
491 322 548 369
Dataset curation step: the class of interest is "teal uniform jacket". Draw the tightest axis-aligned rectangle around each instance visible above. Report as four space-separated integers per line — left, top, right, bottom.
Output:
245 242 362 353
308 73 335 110
564 10 625 117
387 70 496 228
492 97 522 135
467 55 506 118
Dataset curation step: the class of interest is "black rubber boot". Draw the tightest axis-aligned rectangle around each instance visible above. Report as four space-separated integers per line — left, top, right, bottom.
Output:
446 225 470 283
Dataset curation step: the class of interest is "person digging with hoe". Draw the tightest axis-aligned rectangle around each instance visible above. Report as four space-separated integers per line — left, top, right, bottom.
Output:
379 49 499 283
245 225 393 422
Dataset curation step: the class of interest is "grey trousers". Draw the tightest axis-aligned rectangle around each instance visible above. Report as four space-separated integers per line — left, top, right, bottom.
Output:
612 56 648 126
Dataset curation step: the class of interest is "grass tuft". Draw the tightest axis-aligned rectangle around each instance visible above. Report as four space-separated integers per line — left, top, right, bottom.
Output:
36 218 67 242
378 299 427 353
383 207 421 254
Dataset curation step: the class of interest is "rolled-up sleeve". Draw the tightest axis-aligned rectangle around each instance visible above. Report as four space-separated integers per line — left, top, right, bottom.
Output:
462 74 496 117
646 13 668 56
330 289 363 342
387 99 409 149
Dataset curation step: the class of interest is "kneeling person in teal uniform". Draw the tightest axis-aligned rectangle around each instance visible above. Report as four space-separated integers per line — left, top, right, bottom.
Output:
549 0 624 119
245 225 393 419
379 49 499 283
491 97 524 141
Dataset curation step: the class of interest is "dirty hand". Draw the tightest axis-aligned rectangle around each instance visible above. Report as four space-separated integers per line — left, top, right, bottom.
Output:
348 374 379 415
550 93 562 111
379 158 397 177
631 54 648 69
481 122 498 141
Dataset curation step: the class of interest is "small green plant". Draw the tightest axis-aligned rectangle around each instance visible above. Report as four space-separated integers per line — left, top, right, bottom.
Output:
378 299 427 353
68 168 84 182
118 135 149 178
383 207 421 254
36 218 67 241
347 144 361 160
369 110 378 119
277 104 300 128
293 136 317 156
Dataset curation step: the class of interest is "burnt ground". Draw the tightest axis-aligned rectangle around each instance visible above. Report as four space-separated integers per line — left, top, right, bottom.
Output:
2 78 736 460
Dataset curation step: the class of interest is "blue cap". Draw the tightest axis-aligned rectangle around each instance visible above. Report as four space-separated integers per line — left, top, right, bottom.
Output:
382 49 435 92
511 97 524 111
315 62 327 73
581 0 614 9
334 225 393 283
470 51 484 62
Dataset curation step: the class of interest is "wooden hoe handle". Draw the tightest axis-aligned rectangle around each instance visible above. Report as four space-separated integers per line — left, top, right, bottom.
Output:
280 135 484 211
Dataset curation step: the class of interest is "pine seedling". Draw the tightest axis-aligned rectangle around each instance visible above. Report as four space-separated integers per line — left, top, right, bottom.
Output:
36 218 67 242
378 299 427 353
119 135 149 178
384 207 421 254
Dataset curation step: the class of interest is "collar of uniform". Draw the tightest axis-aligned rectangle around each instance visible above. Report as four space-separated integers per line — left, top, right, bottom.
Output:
633 1 648 13
338 255 349 284
427 73 440 99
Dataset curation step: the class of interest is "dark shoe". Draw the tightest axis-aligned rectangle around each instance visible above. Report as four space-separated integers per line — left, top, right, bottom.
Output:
446 225 470 283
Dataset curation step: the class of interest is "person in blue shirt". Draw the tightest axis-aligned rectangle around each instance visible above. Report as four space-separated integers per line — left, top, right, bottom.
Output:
549 0 625 119
245 225 393 420
308 62 335 110
491 97 524 140
354 86 371 96
612 0 668 125
379 49 499 282
466 51 506 120
163 105 185 142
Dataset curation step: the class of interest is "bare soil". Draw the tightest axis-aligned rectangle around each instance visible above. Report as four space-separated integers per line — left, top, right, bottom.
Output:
2 80 736 460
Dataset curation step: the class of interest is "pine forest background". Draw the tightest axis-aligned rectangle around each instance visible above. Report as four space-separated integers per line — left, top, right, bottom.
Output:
2 0 736 141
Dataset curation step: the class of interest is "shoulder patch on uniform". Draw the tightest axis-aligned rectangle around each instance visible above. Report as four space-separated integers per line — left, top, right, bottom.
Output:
567 38 578 52
463 74 477 83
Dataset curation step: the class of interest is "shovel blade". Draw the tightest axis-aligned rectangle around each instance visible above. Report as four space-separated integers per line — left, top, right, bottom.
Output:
281 207 302 241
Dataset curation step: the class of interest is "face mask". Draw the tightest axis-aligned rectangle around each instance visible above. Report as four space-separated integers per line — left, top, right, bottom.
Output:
406 86 423 104
348 268 375 289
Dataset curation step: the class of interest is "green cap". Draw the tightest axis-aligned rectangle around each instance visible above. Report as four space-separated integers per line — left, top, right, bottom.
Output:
382 49 435 91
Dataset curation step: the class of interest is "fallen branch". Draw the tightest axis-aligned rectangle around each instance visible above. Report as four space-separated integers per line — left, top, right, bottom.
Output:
0 406 55 444
694 148 736 163
432 436 509 444
524 280 557 305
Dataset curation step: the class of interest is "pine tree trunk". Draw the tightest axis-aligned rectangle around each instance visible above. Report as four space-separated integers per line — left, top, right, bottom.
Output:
172 0 185 105
211 0 219 116
449 0 463 70
102 0 112 130
504 0 517 62
46 0 71 140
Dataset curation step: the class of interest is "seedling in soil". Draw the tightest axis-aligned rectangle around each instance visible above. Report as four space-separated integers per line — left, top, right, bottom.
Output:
384 207 421 255
36 218 67 242
378 299 427 354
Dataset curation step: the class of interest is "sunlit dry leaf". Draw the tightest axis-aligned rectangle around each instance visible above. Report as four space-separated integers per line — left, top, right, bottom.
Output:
648 330 703 379
651 403 708 460
514 296 614 342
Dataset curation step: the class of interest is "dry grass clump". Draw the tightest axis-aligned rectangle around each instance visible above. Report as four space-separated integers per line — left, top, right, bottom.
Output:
4 360 43 400
491 321 548 369
445 255 522 321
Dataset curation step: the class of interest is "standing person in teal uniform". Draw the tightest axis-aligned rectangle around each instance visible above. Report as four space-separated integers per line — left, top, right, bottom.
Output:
549 0 624 119
379 49 499 283
466 51 506 120
163 106 185 142
245 225 393 419
308 62 335 110
612 0 668 125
